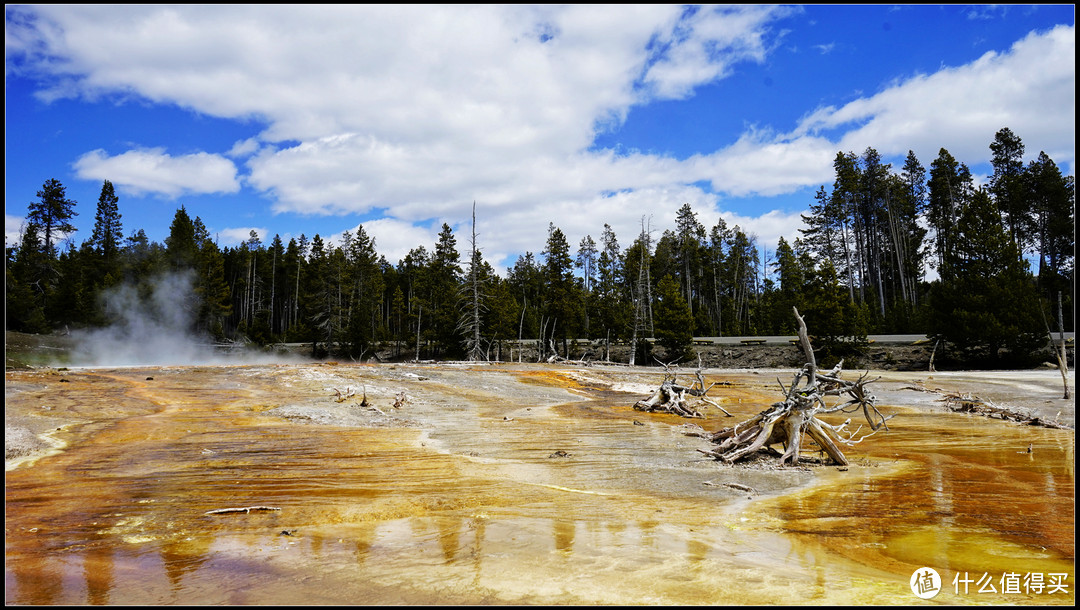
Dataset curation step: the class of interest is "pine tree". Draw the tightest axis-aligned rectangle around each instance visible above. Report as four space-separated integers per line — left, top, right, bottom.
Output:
801 259 865 366
653 274 694 362
989 127 1029 253
542 223 583 357
165 206 198 270
28 178 78 259
1025 151 1075 305
930 188 1043 363
674 202 706 319
418 224 463 357
927 148 972 272
342 225 383 359
90 180 123 262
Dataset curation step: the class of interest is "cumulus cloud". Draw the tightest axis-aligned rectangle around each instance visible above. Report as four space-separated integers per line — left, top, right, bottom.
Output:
791 24 1075 169
641 5 791 99
6 214 28 249
7 6 1074 267
73 148 240 198
214 227 268 247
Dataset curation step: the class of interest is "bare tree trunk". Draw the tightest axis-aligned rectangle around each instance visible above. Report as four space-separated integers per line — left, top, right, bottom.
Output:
839 201 856 303
466 202 483 361
415 305 422 361
1056 291 1070 399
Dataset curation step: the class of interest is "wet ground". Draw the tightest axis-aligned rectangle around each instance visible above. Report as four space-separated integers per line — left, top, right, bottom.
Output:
5 361 1075 605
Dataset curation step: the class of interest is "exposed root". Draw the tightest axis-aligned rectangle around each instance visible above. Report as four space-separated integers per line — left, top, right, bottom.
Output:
699 307 892 466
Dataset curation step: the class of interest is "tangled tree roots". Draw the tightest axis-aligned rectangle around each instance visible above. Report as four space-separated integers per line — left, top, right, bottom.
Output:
688 307 894 466
634 362 729 418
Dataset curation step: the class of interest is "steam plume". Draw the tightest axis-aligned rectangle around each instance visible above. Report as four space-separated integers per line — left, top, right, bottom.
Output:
68 270 290 366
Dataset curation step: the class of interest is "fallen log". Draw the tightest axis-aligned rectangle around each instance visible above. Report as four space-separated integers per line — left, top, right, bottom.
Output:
941 392 1073 430
689 307 893 466
204 506 282 516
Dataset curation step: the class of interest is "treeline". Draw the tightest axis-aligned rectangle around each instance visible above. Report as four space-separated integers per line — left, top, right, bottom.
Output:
6 128 1074 365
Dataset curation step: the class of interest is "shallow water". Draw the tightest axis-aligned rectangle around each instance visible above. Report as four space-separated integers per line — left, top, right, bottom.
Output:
5 363 1074 604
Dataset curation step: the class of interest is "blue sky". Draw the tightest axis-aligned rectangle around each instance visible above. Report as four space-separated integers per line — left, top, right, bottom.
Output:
5 5 1075 274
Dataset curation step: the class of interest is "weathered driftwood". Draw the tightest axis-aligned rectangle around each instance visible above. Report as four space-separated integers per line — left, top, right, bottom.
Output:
205 506 282 515
634 361 729 418
689 307 893 466
941 392 1072 430
903 383 1073 430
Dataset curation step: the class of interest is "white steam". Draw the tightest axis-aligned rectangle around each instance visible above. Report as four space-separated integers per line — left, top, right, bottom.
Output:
68 270 292 366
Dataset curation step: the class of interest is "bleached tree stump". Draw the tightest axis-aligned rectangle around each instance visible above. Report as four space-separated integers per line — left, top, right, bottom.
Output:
689 307 893 466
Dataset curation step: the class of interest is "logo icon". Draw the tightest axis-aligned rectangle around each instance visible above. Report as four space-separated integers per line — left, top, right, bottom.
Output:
911 567 941 599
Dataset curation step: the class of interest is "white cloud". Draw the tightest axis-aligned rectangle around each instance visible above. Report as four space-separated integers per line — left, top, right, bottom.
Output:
7 6 1073 269
641 5 791 99
792 24 1075 170
342 218 439 268
227 138 260 158
6 214 28 249
213 227 268 247
73 148 240 198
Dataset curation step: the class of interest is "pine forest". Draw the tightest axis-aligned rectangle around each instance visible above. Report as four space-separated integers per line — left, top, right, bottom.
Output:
7 128 1074 367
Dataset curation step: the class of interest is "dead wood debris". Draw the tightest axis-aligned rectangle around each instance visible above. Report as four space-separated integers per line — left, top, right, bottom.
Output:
903 383 1073 430
686 307 893 467
204 506 282 516
941 393 1072 429
633 357 730 418
703 480 757 494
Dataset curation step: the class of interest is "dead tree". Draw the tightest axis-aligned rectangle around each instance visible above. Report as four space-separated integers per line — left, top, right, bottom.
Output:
634 360 729 418
691 307 893 466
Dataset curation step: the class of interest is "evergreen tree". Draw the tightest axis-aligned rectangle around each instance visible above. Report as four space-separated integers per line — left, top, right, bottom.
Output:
768 237 804 334
653 273 693 362
801 259 866 366
930 188 1043 363
1025 151 1075 308
541 223 583 357
592 224 629 350
705 217 732 336
673 202 706 322
989 127 1029 253
418 224 463 357
342 225 383 359
89 180 123 263
725 228 759 335
17 178 79 323
895 150 928 307
7 220 50 332
798 186 844 267
194 229 232 340
165 206 198 270
28 178 78 259
507 251 543 343
927 148 973 272
576 234 598 338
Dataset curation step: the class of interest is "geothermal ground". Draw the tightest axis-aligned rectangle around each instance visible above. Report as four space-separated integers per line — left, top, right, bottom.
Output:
4 334 1075 605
